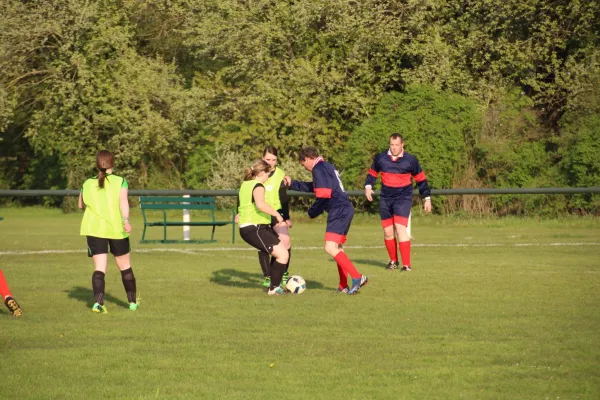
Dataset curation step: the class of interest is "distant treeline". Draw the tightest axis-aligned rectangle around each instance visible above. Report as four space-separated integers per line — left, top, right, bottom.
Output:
1 0 598 215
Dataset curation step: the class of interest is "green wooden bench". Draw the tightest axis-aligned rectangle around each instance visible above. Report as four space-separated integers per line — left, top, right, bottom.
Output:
139 196 235 244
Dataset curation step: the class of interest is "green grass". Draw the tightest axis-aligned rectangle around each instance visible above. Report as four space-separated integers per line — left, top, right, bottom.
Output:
1 207 599 399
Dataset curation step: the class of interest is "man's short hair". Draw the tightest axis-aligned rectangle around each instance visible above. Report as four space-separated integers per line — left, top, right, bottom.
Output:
298 147 319 162
390 133 404 142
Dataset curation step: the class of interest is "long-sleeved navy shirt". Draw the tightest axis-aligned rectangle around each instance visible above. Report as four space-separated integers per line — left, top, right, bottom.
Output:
365 151 431 199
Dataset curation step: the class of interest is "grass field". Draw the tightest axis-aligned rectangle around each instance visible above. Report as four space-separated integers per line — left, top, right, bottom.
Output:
1 207 599 399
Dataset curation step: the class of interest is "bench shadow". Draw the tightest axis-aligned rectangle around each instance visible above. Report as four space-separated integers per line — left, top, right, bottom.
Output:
353 259 387 269
65 286 130 309
210 269 331 291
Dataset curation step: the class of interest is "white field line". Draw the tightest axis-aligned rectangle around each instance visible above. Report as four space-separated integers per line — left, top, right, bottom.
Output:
0 242 598 256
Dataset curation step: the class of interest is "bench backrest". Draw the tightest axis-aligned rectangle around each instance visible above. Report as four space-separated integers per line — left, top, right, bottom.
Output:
139 196 217 211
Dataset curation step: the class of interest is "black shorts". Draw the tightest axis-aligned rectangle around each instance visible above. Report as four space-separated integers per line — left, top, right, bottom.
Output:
240 225 280 253
86 236 131 257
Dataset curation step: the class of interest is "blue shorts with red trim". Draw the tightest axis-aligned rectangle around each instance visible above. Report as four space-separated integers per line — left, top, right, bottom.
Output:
379 195 412 227
324 203 354 244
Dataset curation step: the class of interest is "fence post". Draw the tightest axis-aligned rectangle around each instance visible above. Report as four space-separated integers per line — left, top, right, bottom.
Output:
183 194 190 241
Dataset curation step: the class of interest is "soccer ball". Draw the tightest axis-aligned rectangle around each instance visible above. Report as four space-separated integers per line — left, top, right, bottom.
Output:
285 275 306 294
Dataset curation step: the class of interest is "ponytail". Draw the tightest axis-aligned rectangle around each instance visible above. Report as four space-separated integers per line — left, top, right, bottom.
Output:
96 150 114 189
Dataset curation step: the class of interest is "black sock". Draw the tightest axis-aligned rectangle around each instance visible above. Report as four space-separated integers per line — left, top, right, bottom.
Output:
258 251 271 277
269 260 285 288
120 268 137 303
92 271 105 305
285 248 292 273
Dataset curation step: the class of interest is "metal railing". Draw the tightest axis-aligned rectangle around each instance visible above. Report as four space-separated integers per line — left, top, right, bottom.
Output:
1 187 599 197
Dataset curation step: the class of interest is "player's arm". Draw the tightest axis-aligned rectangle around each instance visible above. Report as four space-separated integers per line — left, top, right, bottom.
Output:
78 190 85 209
253 185 284 223
120 179 132 233
279 180 291 222
307 165 332 219
289 179 314 193
411 159 432 213
364 156 380 202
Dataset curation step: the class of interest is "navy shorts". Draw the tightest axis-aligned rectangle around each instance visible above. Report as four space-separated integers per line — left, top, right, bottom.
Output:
379 195 412 227
86 236 131 257
325 203 354 244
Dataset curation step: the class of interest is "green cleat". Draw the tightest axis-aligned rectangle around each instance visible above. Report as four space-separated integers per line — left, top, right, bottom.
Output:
129 303 139 311
92 303 107 314
262 276 271 288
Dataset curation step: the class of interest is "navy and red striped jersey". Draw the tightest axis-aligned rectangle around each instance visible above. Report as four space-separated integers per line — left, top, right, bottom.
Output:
365 150 431 198
290 157 350 218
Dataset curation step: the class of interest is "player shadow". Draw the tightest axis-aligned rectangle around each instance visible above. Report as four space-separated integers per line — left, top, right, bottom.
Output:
210 268 331 291
65 286 130 309
352 259 388 269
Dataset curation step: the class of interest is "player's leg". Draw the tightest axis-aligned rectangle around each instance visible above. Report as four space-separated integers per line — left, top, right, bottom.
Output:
258 251 271 287
380 197 399 270
326 205 367 295
393 199 412 271
0 269 22 317
87 236 109 313
273 222 291 281
240 225 288 295
112 238 138 310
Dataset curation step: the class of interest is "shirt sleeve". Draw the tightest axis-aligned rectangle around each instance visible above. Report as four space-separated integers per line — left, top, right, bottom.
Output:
290 180 314 192
307 164 332 218
365 155 380 187
279 180 290 220
411 158 431 198
121 178 128 189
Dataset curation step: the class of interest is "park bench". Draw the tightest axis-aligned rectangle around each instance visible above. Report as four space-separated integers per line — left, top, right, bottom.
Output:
139 196 235 244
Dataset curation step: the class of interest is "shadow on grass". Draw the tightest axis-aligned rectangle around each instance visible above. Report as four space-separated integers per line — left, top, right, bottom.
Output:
210 268 331 291
353 259 387 269
65 286 130 309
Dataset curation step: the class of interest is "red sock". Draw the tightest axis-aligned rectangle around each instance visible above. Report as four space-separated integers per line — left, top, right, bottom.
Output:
399 240 411 266
385 238 398 262
334 252 361 279
337 263 348 289
0 270 13 300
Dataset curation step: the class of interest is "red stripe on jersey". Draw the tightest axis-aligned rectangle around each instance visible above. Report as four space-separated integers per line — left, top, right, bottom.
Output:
381 172 412 187
393 215 408 227
381 218 394 228
368 168 378 178
413 171 427 182
325 232 347 244
314 188 332 198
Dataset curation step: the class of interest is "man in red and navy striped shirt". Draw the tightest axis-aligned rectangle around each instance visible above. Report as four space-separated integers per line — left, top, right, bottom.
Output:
285 147 368 295
365 134 432 271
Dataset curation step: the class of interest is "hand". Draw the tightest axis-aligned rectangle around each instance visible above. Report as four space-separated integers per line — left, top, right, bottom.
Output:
285 219 293 228
365 186 374 202
123 221 132 234
283 176 292 187
424 198 432 213
234 213 240 224
276 215 284 224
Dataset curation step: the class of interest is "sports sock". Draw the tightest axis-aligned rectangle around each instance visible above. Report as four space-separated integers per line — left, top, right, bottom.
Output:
92 271 105 305
258 251 270 277
399 240 411 266
334 252 361 279
120 267 137 303
285 248 292 273
337 263 348 289
269 260 286 288
384 238 398 262
0 269 13 300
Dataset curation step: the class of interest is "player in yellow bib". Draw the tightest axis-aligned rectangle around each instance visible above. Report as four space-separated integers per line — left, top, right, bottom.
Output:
79 150 139 313
238 159 289 295
259 146 293 287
